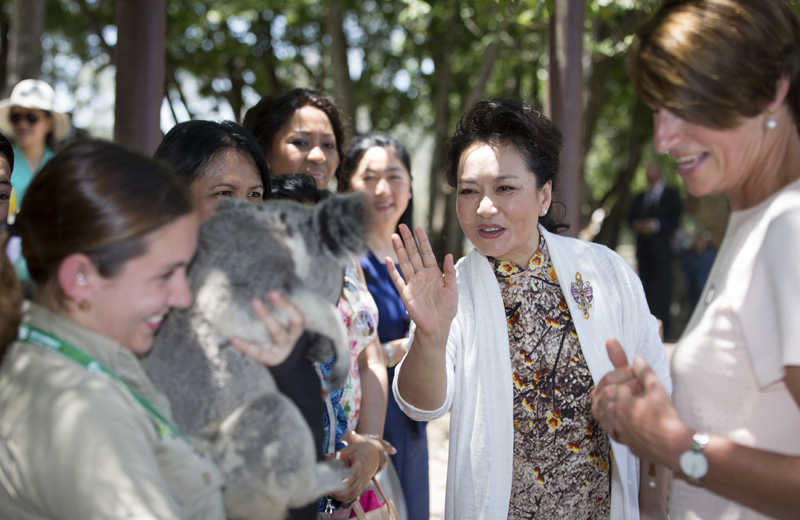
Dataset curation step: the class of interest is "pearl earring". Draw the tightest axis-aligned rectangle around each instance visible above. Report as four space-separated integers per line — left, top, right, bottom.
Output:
766 117 777 130
77 273 87 284
541 208 548 216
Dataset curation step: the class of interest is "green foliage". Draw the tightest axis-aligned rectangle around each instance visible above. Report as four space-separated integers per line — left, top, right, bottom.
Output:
40 0 678 247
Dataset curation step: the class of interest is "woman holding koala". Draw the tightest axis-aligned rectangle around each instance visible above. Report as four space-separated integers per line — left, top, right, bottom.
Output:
245 90 392 515
0 139 304 519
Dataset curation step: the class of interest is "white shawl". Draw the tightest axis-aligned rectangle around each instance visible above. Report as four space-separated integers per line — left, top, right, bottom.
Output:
393 226 672 519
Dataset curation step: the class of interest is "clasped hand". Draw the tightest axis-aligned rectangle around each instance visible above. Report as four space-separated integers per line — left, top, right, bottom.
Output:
591 339 688 468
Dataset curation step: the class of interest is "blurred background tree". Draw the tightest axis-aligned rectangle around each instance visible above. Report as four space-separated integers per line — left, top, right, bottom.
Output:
2 0 770 261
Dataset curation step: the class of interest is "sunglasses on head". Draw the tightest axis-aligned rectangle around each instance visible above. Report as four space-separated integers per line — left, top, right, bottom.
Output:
9 112 40 125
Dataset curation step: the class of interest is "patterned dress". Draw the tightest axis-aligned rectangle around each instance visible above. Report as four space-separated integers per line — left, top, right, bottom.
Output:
491 235 612 520
319 263 379 453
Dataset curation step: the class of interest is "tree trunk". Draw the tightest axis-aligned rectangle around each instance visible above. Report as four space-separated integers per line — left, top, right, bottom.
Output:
547 0 584 237
114 0 165 154
5 0 45 93
326 0 356 129
593 99 652 248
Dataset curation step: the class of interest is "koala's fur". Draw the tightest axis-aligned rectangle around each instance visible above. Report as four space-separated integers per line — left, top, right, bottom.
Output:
145 194 368 520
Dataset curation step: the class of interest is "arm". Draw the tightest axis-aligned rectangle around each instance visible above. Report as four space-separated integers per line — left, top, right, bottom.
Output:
387 224 457 411
355 338 388 438
593 341 800 520
638 459 669 520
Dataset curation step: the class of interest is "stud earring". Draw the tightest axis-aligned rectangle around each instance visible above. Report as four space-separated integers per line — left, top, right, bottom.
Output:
78 299 92 311
766 117 778 130
77 273 87 284
541 208 548 216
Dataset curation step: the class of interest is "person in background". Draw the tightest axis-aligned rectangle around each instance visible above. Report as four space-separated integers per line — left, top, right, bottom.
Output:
0 138 299 519
245 89 391 516
0 132 14 223
0 79 71 216
341 134 428 520
154 120 321 520
390 98 671 519
243 88 346 190
592 1 800 519
628 163 682 339
681 229 716 314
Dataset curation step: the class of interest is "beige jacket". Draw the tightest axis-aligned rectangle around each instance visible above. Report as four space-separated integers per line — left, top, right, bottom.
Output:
0 302 225 519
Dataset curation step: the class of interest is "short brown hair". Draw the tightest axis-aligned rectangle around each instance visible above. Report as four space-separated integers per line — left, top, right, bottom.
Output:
15 139 193 308
629 0 800 130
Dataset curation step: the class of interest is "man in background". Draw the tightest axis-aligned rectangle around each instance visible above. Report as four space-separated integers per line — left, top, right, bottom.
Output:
629 163 682 339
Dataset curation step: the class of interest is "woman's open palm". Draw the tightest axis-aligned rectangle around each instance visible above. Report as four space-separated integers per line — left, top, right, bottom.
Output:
386 224 457 338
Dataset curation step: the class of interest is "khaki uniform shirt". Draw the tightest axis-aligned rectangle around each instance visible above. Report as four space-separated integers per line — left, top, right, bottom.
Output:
0 302 225 519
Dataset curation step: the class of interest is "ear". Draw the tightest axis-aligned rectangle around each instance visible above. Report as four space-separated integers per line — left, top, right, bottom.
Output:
768 75 791 113
57 253 98 306
539 180 553 210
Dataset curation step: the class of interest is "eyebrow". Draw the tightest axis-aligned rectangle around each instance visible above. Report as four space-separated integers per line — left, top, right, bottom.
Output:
0 178 11 187
365 167 403 173
289 129 334 138
210 182 264 190
459 174 520 184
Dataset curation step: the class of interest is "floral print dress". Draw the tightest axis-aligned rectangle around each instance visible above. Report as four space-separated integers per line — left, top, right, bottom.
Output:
490 235 612 520
318 263 379 453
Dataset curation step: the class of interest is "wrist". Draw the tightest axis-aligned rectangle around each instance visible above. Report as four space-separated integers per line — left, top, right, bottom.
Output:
382 342 394 366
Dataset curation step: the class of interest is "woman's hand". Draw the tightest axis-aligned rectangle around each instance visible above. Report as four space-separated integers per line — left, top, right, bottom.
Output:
349 431 397 473
325 441 383 504
229 291 304 367
386 224 457 340
591 339 689 468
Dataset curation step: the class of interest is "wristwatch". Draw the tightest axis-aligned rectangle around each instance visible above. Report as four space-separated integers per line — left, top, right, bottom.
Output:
679 432 710 485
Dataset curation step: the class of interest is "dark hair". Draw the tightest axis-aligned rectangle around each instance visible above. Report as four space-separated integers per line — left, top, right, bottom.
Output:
154 119 270 197
0 227 22 360
269 173 331 204
629 0 800 131
15 139 193 308
444 99 568 233
0 132 14 173
242 89 347 187
342 133 414 231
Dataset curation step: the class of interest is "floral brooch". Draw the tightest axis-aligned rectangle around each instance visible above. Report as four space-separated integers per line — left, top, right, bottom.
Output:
570 272 593 319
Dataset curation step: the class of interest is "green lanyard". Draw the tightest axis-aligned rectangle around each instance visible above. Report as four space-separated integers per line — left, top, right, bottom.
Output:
17 322 188 443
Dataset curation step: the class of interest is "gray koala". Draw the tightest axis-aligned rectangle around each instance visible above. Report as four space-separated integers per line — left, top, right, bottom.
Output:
145 193 368 520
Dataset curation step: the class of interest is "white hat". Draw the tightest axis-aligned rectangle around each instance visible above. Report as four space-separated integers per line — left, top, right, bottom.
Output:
0 79 71 142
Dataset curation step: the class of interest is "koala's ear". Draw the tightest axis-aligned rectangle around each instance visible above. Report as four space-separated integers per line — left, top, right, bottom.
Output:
313 193 368 259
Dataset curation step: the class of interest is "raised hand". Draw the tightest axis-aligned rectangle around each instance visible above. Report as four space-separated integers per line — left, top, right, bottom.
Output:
230 291 305 367
386 224 457 339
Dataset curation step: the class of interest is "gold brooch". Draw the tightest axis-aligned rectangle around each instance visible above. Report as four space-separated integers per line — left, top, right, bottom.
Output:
570 272 593 319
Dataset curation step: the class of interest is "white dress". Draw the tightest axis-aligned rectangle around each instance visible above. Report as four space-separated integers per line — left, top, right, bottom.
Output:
671 180 800 519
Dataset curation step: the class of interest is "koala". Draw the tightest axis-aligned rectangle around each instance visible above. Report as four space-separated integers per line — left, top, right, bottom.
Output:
144 193 368 520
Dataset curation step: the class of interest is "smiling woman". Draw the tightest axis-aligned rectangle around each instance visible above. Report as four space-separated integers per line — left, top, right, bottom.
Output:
0 139 231 518
243 88 346 190
389 99 672 520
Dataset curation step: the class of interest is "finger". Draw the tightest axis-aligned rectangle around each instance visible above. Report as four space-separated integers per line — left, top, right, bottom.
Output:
632 355 662 393
230 336 291 366
386 258 409 296
391 231 415 277
250 298 287 343
267 291 304 331
442 253 456 287
606 338 629 369
414 226 439 269
399 223 425 273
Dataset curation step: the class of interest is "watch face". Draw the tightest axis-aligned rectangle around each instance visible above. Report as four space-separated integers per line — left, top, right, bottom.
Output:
679 450 709 479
